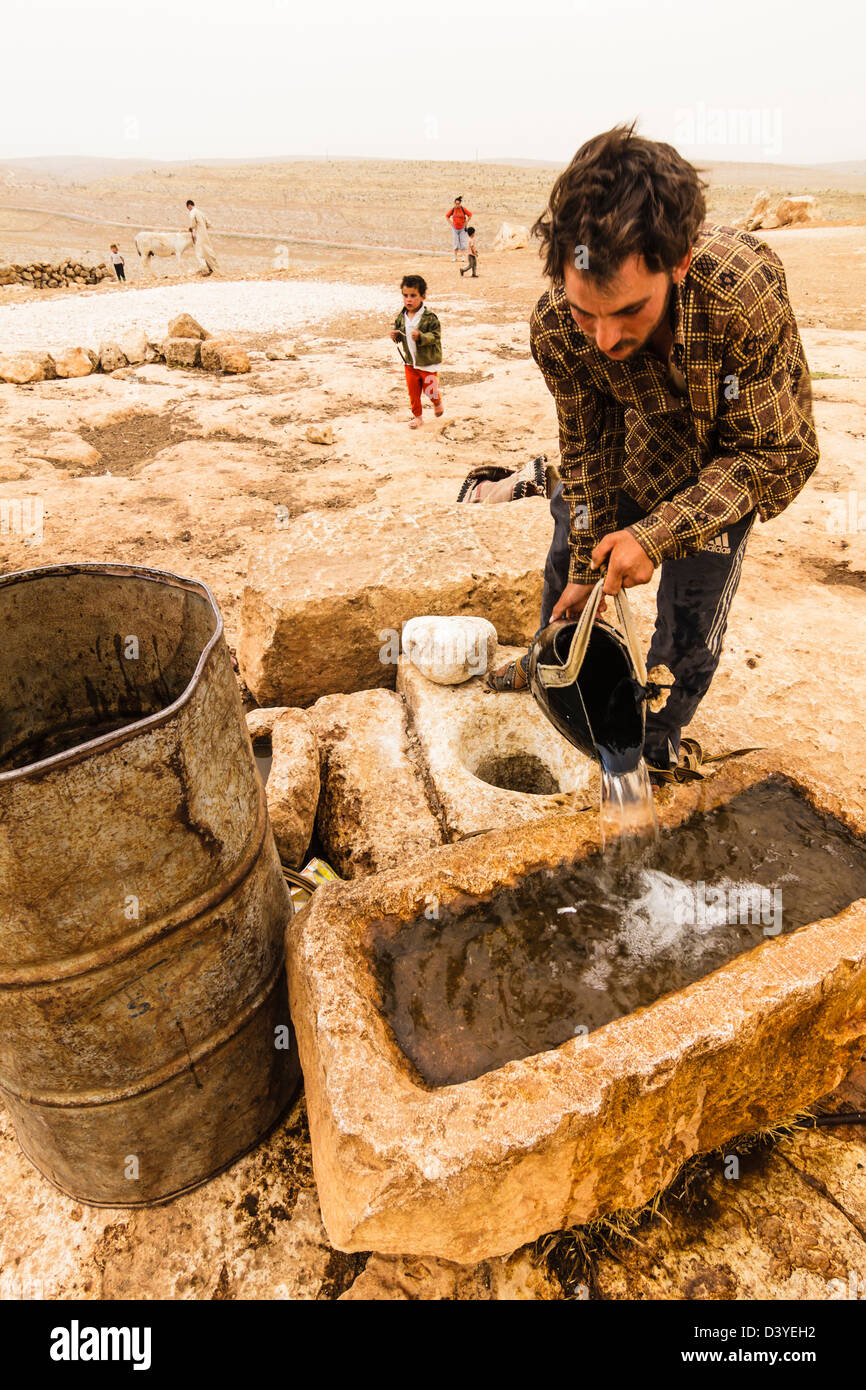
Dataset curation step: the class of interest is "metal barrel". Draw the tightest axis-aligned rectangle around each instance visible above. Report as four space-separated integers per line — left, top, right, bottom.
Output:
0 563 299 1205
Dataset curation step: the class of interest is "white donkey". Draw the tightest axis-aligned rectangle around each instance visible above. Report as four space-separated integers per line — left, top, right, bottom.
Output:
134 229 202 275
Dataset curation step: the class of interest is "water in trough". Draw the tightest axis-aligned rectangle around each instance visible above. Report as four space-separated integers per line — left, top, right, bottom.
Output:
371 779 866 1086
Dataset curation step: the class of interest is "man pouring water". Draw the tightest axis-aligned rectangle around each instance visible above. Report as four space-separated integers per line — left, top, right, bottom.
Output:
489 125 818 781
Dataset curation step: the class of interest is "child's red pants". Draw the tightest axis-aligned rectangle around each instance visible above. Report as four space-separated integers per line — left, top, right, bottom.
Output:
404 364 442 417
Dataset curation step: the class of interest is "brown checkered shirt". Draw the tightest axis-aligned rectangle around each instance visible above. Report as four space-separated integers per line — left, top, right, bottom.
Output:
529 225 819 583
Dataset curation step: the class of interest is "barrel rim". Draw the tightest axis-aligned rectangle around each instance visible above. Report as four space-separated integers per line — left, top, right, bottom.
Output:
0 562 224 784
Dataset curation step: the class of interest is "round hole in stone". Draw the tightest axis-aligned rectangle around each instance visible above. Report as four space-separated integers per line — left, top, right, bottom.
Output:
472 752 560 795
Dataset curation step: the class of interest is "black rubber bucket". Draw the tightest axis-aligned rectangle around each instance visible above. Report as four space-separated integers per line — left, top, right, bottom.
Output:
529 583 652 776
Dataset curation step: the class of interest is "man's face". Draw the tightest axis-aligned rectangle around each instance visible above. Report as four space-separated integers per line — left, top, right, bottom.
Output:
402 286 423 312
562 253 687 361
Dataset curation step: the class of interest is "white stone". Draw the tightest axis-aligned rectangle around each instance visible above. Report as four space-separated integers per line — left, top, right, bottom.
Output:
52 347 93 379
492 221 529 251
118 328 148 365
402 615 498 685
266 340 298 360
98 341 128 373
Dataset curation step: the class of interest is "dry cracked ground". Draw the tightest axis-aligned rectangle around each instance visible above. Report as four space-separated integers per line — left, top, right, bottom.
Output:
1 161 865 1299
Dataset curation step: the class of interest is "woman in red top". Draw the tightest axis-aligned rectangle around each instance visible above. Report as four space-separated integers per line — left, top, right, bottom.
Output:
446 196 472 260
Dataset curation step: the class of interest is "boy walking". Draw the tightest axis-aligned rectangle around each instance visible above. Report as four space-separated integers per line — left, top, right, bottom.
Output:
459 226 479 277
109 244 126 282
390 275 444 429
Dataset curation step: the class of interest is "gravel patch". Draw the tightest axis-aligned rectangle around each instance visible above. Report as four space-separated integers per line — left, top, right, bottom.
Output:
0 279 396 352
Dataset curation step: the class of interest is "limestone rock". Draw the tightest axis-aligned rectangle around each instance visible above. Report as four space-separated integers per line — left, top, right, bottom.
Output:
200 338 237 371
308 689 443 877
238 500 552 707
397 652 597 838
164 337 202 369
744 189 771 231
37 433 100 468
245 707 290 740
118 328 148 365
402 614 497 685
339 1249 560 1300
266 709 320 869
776 195 822 226
743 192 821 233
145 339 165 363
167 313 208 340
306 424 334 445
492 221 529 251
286 755 866 1262
0 353 48 384
98 341 129 373
217 345 251 375
266 340 298 361
52 346 93 379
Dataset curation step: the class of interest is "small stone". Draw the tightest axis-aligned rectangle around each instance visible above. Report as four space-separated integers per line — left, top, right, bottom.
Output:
163 337 201 368
199 338 238 371
265 709 320 868
0 353 48 384
266 340 298 361
305 424 334 445
167 313 208 340
118 328 147 365
98 341 129 373
245 707 290 741
52 347 93 379
402 615 498 685
217 345 251 375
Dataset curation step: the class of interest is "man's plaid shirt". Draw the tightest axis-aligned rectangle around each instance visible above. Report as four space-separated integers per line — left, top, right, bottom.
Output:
529 225 819 583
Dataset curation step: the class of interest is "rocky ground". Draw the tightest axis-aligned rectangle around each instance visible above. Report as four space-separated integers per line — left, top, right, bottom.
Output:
1 159 865 1300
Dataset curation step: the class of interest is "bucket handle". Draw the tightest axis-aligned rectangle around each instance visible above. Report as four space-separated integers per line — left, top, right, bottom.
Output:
536 578 647 688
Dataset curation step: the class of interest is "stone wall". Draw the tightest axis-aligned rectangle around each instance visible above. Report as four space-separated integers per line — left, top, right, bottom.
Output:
0 259 114 289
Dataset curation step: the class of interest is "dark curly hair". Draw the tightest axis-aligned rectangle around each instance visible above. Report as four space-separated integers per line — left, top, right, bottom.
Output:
533 124 707 285
401 274 427 295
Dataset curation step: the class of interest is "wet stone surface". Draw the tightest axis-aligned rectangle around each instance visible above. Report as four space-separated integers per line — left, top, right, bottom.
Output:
371 780 866 1087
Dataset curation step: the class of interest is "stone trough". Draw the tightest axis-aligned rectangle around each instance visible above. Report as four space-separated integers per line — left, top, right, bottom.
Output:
286 754 866 1263
397 651 598 838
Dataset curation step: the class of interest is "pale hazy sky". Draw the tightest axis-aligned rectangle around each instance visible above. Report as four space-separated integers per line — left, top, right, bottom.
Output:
2 0 864 166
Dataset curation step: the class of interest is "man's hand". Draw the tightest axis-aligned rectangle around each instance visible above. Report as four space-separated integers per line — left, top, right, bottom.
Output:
591 530 654 592
550 582 601 622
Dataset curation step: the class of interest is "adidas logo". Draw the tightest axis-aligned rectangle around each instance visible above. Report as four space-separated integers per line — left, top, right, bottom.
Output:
703 532 731 554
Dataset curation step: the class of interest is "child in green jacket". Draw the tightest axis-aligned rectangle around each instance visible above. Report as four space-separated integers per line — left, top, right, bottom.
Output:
390 275 444 428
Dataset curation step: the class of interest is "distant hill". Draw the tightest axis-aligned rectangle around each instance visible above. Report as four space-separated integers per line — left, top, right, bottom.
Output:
2 152 865 193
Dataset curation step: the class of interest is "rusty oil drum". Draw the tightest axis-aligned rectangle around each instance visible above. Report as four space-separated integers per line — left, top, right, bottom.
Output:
0 563 299 1205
